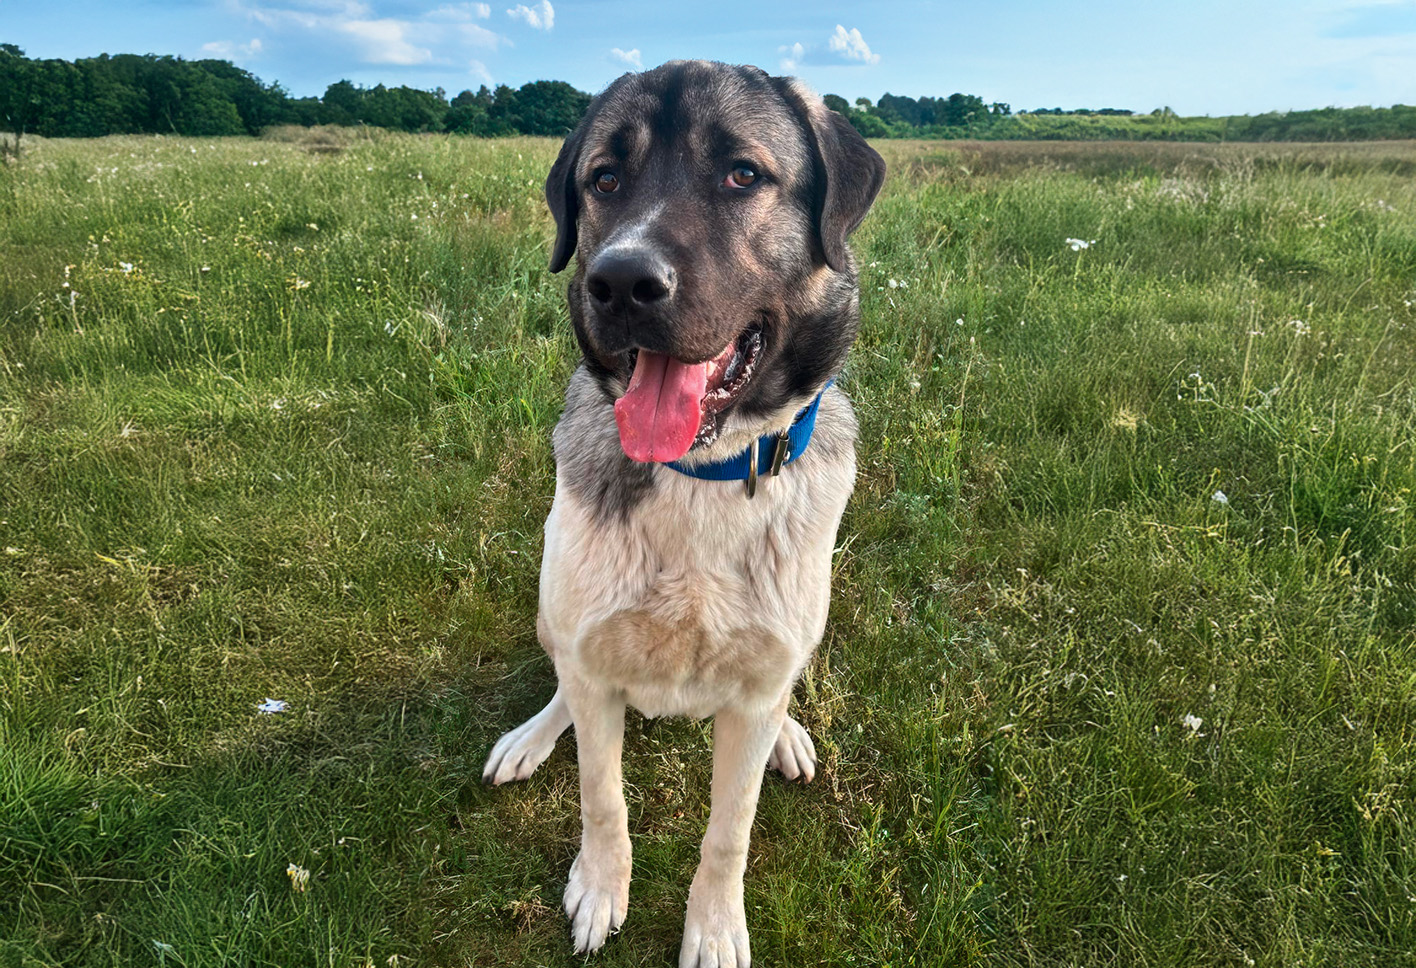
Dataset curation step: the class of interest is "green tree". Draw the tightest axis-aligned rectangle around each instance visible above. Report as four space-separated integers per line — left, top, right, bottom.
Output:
360 84 446 132
940 92 986 126
446 87 491 133
508 80 589 136
478 84 521 136
846 111 890 137
876 92 922 127
321 80 363 125
0 44 38 156
195 58 288 133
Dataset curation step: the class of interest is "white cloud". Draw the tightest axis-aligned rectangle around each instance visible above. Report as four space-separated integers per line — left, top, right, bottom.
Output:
232 2 504 66
448 22 504 49
245 0 370 29
338 18 431 64
202 38 265 58
468 59 493 85
611 47 642 69
828 24 880 65
778 41 804 72
507 0 554 30
428 3 492 20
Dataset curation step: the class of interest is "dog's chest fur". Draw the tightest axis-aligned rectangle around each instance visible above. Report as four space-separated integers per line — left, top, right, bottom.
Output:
537 371 856 719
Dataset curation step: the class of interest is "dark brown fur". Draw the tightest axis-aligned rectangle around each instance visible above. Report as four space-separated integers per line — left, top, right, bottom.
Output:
544 61 885 520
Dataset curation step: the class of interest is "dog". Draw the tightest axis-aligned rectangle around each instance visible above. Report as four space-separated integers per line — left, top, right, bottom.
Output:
481 60 885 967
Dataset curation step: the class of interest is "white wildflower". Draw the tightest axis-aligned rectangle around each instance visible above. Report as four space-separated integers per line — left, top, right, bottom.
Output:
1182 713 1203 732
1212 490 1229 505
287 863 310 892
887 278 898 288
1065 237 1097 251
257 698 287 714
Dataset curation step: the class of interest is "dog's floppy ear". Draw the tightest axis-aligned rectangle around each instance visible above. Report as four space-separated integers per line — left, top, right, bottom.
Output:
803 104 887 272
545 120 587 273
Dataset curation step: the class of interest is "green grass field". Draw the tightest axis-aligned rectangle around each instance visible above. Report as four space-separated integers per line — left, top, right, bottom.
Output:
2 131 1414 967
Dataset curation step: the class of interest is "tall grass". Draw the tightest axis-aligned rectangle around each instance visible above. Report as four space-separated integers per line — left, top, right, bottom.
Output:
1 134 1414 967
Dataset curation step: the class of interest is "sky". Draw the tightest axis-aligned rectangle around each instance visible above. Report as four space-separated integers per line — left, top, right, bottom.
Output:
2 0 1415 115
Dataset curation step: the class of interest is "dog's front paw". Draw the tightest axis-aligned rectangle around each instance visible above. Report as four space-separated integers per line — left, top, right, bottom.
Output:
482 716 559 785
680 877 750 968
767 715 817 783
564 843 631 953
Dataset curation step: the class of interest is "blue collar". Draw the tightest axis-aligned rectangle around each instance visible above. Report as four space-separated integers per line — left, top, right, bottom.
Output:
664 380 833 495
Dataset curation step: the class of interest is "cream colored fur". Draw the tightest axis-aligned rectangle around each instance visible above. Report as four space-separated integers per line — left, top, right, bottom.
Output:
483 387 856 968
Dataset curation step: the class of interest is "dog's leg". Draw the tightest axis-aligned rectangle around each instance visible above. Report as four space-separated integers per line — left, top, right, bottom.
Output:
562 681 632 954
680 693 790 968
482 685 572 785
768 715 818 783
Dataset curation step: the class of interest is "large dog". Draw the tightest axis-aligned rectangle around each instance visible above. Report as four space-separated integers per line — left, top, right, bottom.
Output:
482 60 885 966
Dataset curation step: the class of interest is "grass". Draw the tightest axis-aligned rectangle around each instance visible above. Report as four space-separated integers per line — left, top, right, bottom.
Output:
1 131 1413 967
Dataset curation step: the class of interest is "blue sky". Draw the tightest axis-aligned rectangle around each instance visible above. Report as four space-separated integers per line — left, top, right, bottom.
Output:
3 0 1415 115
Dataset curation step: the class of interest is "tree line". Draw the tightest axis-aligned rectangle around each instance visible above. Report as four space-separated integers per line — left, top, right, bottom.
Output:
0 46 590 149
834 94 1416 142
4 45 1415 151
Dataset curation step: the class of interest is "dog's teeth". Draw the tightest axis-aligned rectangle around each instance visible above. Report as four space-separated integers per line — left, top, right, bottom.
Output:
723 352 742 384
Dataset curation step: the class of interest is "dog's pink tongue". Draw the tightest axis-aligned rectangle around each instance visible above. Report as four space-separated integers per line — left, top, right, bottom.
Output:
614 350 707 463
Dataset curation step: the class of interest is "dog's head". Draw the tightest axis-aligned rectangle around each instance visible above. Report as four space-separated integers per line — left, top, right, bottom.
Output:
545 60 885 463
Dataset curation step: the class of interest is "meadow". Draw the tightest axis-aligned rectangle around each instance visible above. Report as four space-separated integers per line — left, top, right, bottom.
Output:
1 130 1414 967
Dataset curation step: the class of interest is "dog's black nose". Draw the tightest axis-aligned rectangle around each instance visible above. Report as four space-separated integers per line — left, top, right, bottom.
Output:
586 248 675 314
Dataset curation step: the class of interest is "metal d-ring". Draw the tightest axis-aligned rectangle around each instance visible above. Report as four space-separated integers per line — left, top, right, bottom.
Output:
746 437 759 498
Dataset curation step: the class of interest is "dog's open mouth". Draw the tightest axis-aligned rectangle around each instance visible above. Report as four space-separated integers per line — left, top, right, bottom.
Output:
614 327 763 463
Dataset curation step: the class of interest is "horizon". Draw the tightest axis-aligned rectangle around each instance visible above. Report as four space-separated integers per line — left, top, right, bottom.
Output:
3 1 1416 116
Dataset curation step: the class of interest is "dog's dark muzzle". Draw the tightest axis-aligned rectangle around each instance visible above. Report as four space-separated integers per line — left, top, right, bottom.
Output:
583 246 680 353
581 237 750 367
586 248 676 316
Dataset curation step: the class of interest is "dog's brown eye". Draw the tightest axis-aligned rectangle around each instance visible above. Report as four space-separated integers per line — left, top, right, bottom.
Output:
726 165 758 189
595 171 620 194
